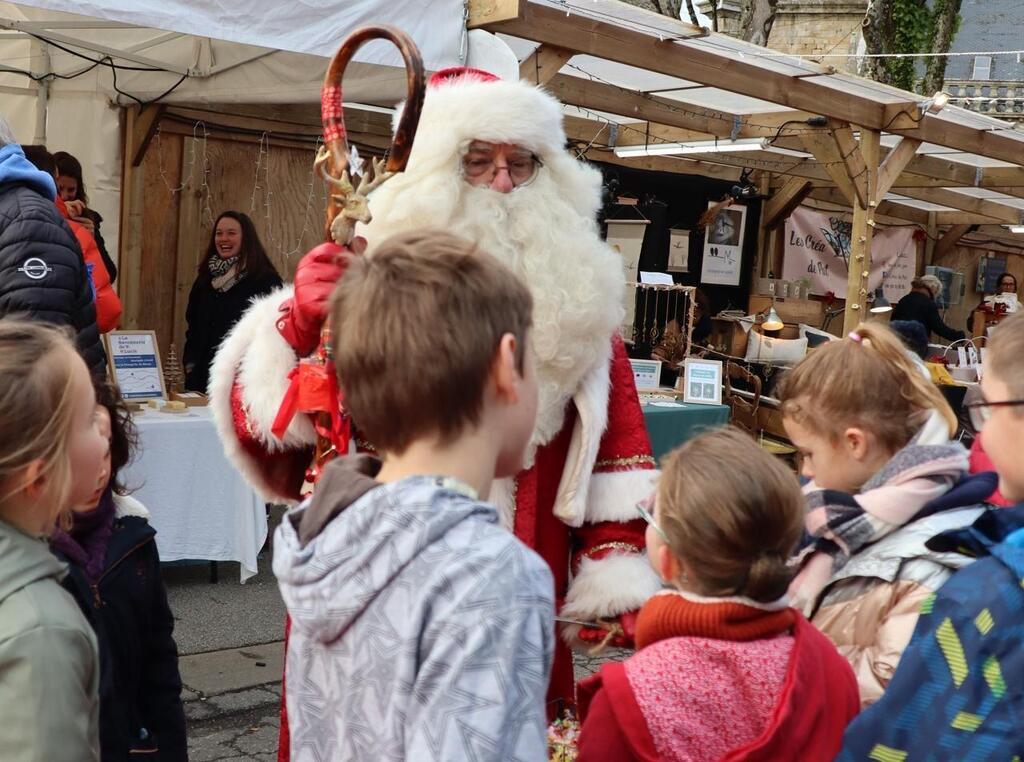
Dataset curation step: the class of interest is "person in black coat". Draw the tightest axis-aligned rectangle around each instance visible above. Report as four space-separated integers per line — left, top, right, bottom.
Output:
891 274 965 343
184 210 283 392
0 128 105 373
50 379 186 761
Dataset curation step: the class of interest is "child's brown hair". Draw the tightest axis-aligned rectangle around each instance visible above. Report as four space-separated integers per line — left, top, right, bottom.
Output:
987 311 1024 399
658 427 804 603
777 323 956 451
0 321 80 527
330 229 533 455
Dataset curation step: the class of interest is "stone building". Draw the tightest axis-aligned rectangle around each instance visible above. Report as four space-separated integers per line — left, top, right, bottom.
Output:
942 0 1024 118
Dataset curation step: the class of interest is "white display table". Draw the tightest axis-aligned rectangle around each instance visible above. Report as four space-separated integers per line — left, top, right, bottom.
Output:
122 406 267 582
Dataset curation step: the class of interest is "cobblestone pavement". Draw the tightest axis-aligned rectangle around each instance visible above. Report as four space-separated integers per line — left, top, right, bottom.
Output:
186 648 632 759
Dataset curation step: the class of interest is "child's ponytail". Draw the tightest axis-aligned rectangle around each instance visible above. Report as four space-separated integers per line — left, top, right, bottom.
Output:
778 323 956 450
0 321 79 524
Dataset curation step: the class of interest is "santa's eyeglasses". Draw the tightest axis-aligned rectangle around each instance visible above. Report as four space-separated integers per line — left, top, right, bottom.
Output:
460 142 543 188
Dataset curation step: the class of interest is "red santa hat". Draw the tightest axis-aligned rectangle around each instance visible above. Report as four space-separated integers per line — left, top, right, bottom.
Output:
394 64 568 164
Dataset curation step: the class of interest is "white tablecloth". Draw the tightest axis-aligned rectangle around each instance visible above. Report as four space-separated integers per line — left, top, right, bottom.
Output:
122 406 266 582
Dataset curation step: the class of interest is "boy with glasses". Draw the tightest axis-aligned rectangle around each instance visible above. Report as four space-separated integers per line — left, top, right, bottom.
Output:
839 311 1024 760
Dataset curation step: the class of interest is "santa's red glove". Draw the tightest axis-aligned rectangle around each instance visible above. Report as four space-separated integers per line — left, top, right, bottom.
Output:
576 610 638 650
276 238 365 356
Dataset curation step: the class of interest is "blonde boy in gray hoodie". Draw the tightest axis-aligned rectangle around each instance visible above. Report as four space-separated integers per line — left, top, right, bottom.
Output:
273 230 554 761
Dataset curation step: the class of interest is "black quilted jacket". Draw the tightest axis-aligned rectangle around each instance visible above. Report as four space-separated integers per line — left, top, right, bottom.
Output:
0 176 106 373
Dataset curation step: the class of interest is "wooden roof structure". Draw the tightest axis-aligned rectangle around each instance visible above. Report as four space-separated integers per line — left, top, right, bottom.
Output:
468 0 1024 331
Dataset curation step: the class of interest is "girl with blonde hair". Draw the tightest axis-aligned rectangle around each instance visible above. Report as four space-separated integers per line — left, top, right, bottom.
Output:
779 323 995 706
0 320 107 760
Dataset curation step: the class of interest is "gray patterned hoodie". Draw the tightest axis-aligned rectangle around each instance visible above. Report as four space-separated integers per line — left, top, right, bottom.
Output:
273 455 555 762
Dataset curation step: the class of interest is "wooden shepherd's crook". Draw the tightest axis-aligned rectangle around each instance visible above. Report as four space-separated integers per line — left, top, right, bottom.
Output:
304 26 425 480
318 25 425 244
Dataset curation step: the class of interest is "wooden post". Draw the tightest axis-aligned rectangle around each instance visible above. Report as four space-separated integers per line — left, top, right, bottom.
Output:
119 106 153 329
924 212 938 272
172 138 206 356
843 127 880 334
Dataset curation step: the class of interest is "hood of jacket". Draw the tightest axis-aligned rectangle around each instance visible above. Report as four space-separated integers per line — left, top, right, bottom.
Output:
0 144 56 200
926 502 1024 558
0 520 66 604
272 455 501 644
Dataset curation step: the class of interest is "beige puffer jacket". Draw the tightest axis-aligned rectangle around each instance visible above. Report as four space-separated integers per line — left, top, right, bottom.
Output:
809 506 985 707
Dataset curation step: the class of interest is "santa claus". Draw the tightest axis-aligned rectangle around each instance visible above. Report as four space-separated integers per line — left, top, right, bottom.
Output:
209 65 659 721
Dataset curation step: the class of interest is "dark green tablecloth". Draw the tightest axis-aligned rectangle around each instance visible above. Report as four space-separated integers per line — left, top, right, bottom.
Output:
642 402 731 461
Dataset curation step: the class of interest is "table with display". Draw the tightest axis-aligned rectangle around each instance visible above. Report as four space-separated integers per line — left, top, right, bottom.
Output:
641 400 731 460
121 406 267 582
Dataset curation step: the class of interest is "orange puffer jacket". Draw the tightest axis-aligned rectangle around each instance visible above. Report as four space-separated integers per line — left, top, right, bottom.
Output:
57 198 120 332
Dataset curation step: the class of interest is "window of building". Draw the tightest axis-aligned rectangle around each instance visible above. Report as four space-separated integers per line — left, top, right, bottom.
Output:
973 55 992 80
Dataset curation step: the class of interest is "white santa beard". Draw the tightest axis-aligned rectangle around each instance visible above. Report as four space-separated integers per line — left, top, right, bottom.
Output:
363 167 624 453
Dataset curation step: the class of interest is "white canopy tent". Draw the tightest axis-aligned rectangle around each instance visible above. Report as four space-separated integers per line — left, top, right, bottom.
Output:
0 0 473 260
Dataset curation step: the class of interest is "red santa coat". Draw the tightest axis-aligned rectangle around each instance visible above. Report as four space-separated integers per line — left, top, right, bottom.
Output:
210 64 659 760
210 286 660 714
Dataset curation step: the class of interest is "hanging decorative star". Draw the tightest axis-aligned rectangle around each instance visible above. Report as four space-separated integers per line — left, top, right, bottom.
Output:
347 145 364 179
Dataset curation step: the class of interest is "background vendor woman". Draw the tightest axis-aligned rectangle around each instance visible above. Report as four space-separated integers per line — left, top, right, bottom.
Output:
891 274 965 343
183 211 282 392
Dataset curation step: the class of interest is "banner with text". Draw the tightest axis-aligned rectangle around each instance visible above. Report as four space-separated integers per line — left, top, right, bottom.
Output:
782 207 917 301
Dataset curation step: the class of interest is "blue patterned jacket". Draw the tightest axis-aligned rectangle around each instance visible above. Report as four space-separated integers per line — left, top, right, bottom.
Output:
839 505 1024 761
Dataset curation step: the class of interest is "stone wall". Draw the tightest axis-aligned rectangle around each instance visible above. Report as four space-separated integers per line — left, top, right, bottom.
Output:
770 0 866 72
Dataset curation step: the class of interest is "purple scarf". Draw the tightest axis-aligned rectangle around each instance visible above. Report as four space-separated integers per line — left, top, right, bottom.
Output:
50 486 116 586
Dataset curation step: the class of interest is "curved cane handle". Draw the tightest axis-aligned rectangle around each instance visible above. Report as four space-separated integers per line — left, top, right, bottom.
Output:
320 25 425 200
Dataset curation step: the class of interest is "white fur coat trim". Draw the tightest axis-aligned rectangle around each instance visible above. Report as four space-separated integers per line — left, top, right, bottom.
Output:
560 552 662 647
208 286 315 504
113 493 149 519
552 352 612 527
584 469 660 525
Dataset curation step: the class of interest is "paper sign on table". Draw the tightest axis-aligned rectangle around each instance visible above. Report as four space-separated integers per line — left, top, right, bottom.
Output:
640 271 674 285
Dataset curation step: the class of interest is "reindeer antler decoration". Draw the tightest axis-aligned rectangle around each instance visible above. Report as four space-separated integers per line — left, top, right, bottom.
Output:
316 25 424 246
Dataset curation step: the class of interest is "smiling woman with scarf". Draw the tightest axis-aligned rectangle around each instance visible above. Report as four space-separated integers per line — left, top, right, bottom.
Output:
50 379 186 760
184 211 282 393
779 324 996 707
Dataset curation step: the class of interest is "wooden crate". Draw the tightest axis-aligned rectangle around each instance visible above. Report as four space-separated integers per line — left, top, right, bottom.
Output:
748 295 825 330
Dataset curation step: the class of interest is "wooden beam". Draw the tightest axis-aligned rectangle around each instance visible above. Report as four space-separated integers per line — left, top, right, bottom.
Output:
549 74 811 141
801 131 858 205
935 224 972 259
467 0 522 29
895 187 1021 224
860 127 881 204
892 119 1024 171
486 3 899 144
876 137 922 199
770 132 1024 193
484 1 1024 166
763 177 813 229
130 104 165 167
520 45 573 84
830 125 869 208
935 211 997 225
803 190 931 226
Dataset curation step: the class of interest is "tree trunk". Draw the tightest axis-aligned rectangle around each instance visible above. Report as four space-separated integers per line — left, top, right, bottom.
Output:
921 0 963 95
860 0 892 84
739 0 778 45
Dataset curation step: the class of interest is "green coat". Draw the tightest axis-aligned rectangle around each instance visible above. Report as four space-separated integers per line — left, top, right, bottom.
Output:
0 519 99 761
